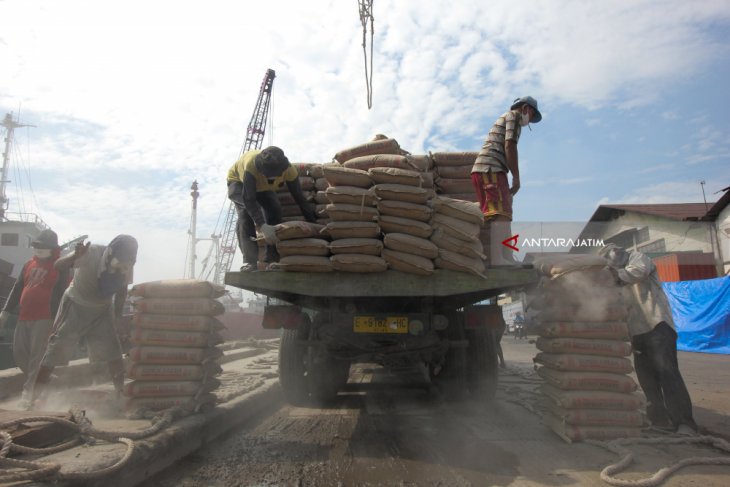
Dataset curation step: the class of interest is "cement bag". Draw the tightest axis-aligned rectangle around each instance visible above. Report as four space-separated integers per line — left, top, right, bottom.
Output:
435 177 475 194
373 184 432 204
325 186 377 206
324 221 381 239
440 192 478 202
430 229 485 260
546 404 643 427
130 280 226 299
314 204 328 219
431 213 479 241
378 215 432 239
314 178 329 191
434 249 486 278
331 254 388 273
537 367 637 393
132 314 225 333
334 137 402 163
406 154 433 172
381 249 434 276
274 221 327 241
130 329 223 348
533 254 609 277
368 167 432 188
314 191 330 204
383 233 439 259
275 256 333 272
277 190 314 206
435 165 472 179
536 302 628 322
430 152 478 167
377 200 432 222
292 163 311 177
281 204 308 218
536 337 631 357
276 238 330 257
534 352 633 374
323 165 372 188
545 415 641 443
128 346 223 365
135 298 225 316
535 321 629 340
541 384 644 410
124 393 216 413
281 216 306 223
430 197 484 226
329 238 383 256
298 177 315 191
343 154 414 171
124 379 220 398
308 164 325 179
127 363 223 381
325 204 379 222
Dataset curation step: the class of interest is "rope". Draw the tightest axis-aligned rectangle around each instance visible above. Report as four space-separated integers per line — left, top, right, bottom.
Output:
358 0 374 109
586 435 730 487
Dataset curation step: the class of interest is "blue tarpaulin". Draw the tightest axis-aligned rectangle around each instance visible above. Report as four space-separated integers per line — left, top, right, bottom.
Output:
662 276 730 355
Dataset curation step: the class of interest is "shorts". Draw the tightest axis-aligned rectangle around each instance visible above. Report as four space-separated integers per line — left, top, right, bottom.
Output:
41 294 122 367
471 171 513 221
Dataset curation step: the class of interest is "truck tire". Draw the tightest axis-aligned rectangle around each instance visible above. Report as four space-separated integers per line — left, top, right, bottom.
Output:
466 326 499 400
278 316 311 405
308 356 350 403
433 322 468 400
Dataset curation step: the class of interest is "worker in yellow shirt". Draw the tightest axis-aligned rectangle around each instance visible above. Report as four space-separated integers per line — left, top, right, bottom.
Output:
227 146 316 271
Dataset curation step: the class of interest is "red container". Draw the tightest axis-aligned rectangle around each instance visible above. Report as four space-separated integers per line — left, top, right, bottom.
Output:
652 253 717 282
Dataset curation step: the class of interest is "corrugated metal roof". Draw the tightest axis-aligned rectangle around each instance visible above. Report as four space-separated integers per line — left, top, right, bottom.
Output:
588 203 713 222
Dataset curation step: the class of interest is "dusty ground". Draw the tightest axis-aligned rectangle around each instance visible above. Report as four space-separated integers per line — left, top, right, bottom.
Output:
144 337 730 487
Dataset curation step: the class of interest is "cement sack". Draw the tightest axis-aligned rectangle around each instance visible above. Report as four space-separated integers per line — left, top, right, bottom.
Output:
373 184 433 204
434 249 486 278
128 346 223 365
276 256 333 272
130 280 226 299
134 298 225 316
435 177 475 194
435 164 473 179
124 393 216 413
383 233 439 259
127 363 223 381
276 238 330 257
406 154 433 172
329 238 383 256
323 165 373 188
378 215 432 239
343 154 415 172
533 254 609 277
308 164 325 178
130 329 223 348
536 337 631 357
368 167 433 188
429 197 484 225
124 379 221 398
431 213 480 241
439 192 478 202
331 254 388 273
541 384 645 410
325 186 377 206
430 229 485 260
315 177 329 191
315 204 328 219
274 221 327 241
277 191 314 206
314 191 330 204
546 403 643 427
537 367 638 393
325 203 379 222
430 152 478 167
536 302 628 322
298 176 315 191
281 216 306 223
381 249 434 276
324 221 381 239
535 321 629 340
377 200 432 222
281 204 308 218
544 414 641 443
334 137 402 163
317 218 331 226
534 352 633 374
132 314 225 333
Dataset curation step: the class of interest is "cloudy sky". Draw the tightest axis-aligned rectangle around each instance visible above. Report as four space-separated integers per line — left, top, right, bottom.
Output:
1 0 729 285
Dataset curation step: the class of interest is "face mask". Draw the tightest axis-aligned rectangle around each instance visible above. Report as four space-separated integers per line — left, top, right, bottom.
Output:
34 249 52 259
109 257 131 274
520 109 531 127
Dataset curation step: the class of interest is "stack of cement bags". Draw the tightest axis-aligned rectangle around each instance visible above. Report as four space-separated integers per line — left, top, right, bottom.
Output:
531 255 644 442
277 163 317 223
126 279 226 414
429 196 487 277
271 221 331 272
431 152 478 202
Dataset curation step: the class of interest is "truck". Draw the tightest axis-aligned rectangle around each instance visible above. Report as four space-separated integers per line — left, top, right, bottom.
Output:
225 268 539 404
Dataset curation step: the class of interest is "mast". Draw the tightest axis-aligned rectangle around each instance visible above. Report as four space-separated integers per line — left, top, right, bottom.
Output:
1 113 34 221
188 180 200 279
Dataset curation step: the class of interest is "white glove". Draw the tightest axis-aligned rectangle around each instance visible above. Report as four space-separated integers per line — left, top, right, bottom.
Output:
0 311 12 330
258 224 279 245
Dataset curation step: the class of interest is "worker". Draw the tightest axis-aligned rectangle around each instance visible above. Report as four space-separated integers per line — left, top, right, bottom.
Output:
31 235 138 409
227 146 317 271
0 230 67 408
471 96 541 266
600 244 697 435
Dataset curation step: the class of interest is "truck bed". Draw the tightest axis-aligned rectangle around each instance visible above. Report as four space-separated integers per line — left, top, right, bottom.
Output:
225 269 539 312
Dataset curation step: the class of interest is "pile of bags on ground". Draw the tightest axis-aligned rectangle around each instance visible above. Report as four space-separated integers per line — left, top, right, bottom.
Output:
530 255 645 442
125 279 226 414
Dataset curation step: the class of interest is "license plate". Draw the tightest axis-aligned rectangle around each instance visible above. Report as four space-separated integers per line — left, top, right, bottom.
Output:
353 316 408 334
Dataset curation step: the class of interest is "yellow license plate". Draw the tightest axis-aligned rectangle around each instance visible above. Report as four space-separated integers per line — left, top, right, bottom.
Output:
353 316 408 334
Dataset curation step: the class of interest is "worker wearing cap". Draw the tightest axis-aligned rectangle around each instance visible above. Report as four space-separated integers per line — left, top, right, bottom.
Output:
471 96 542 266
600 244 697 435
31 235 138 408
227 146 317 271
0 229 68 407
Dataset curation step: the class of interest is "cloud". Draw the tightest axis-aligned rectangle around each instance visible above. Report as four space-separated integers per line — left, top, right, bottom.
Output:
598 180 720 205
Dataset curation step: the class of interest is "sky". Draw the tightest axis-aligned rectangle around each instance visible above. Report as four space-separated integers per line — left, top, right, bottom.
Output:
1 0 729 286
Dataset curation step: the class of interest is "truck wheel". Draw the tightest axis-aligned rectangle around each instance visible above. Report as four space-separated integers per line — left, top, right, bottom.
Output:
278 316 311 405
466 326 499 400
433 325 468 400
308 356 350 403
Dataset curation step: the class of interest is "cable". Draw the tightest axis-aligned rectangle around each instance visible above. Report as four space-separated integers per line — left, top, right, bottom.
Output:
358 0 375 109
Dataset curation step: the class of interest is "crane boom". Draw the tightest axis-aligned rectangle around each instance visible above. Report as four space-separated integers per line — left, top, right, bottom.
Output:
212 69 276 285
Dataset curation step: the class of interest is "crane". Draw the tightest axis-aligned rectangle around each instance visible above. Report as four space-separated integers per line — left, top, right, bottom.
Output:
209 69 276 285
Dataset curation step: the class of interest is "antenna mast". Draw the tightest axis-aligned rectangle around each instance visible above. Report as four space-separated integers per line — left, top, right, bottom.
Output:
1 113 35 221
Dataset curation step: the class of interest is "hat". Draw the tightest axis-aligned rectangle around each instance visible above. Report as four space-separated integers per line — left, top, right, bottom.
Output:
108 234 138 264
510 96 542 123
256 146 290 178
31 229 60 249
